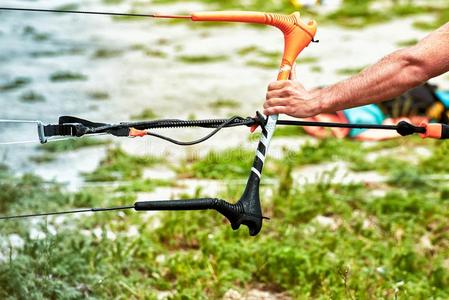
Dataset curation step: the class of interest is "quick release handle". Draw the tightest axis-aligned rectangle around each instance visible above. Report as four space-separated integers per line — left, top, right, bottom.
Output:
191 11 317 79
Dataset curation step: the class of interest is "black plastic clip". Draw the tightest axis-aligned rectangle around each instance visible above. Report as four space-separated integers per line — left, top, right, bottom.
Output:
254 111 267 131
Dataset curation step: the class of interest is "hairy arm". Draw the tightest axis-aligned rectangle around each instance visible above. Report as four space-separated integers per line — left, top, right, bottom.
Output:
264 22 449 117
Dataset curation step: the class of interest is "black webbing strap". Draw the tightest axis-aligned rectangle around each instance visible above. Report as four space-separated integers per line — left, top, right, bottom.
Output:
43 124 79 137
43 116 110 138
58 116 108 128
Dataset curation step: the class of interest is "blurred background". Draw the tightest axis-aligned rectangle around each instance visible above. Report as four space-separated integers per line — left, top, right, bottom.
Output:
0 0 448 299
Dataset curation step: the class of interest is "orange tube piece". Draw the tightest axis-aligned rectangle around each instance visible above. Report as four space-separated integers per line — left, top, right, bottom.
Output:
191 11 318 80
419 121 443 139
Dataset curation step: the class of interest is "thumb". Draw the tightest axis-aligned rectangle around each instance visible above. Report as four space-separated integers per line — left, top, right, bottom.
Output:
288 63 297 80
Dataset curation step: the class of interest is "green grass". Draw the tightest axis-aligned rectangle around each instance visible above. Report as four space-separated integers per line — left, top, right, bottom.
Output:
30 48 84 58
92 48 123 59
29 153 57 164
285 138 367 167
83 147 163 181
237 45 259 56
274 125 306 137
418 140 449 174
144 49 167 58
336 66 367 76
321 1 444 29
19 90 45 103
130 108 158 120
22 26 51 41
0 77 31 92
1 154 449 298
310 65 322 73
87 90 110 100
208 98 239 109
246 59 279 70
38 138 111 153
179 147 255 179
176 54 228 64
324 1 389 28
396 38 419 47
179 146 279 180
49 71 88 82
413 4 449 30
55 3 79 11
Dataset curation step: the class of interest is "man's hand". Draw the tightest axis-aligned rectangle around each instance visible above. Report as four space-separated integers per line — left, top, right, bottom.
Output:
264 22 449 117
264 79 321 118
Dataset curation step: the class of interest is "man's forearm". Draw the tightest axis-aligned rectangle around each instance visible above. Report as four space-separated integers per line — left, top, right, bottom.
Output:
315 48 429 113
264 23 449 118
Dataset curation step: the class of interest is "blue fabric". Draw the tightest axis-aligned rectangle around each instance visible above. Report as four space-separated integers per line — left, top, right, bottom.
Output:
343 104 385 137
435 90 449 108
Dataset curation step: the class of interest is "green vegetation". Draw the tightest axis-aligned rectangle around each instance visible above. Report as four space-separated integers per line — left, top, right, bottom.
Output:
146 0 447 30
22 26 51 41
0 77 31 92
55 4 79 11
310 65 322 73
30 48 84 58
336 65 367 76
413 5 449 30
92 48 123 59
176 54 228 64
274 125 306 137
246 59 279 70
151 0 308 13
179 147 255 179
130 108 158 120
396 38 418 47
208 98 239 109
131 43 168 58
2 140 449 298
29 153 57 164
325 1 389 28
39 138 111 153
31 139 111 164
144 49 167 58
285 138 366 167
300 56 319 64
19 90 45 103
87 90 110 100
418 141 449 174
114 178 171 193
50 71 88 82
237 45 259 56
83 147 163 181
238 46 283 70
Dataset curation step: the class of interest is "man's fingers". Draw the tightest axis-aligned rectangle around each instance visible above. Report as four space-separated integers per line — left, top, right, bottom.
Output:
267 80 290 91
263 98 291 109
263 106 290 116
266 89 287 100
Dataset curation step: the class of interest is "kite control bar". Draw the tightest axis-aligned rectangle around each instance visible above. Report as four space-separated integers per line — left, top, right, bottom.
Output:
2 114 449 228
4 7 449 236
0 7 317 235
36 113 449 144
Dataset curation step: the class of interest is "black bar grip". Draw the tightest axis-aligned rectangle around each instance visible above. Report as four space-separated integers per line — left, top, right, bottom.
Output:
135 198 216 211
133 197 263 236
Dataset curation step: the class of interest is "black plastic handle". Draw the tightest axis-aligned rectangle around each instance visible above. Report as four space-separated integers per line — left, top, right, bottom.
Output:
134 195 263 236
